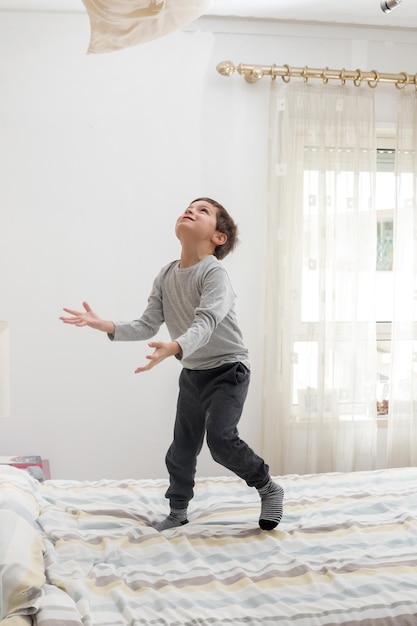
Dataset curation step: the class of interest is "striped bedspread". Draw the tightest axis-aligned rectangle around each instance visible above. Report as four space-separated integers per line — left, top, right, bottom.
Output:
1 466 417 625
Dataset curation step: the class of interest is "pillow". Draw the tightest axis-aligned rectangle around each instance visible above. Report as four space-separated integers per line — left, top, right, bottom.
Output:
0 466 39 525
82 0 213 53
0 617 32 626
0 510 45 620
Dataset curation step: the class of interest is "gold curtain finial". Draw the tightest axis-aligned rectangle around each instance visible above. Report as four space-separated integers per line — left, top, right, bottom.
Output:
216 60 236 77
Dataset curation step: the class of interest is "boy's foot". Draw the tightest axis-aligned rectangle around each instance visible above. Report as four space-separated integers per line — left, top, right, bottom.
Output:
154 507 189 532
257 480 284 531
154 515 189 532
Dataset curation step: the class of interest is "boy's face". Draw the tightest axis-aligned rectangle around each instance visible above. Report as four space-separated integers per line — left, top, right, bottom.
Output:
175 200 226 248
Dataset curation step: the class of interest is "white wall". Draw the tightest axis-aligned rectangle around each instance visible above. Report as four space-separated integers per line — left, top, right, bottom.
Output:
1 10 416 479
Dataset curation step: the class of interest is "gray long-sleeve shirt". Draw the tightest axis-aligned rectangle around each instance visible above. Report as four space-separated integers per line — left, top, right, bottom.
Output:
109 255 250 370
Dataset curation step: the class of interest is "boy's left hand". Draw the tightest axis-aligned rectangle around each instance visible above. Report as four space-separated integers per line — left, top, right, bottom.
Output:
134 341 181 373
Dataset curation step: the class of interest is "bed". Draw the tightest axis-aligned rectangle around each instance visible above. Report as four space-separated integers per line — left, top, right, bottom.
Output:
1 464 417 626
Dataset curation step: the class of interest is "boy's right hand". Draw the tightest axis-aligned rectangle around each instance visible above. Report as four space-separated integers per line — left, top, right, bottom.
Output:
60 301 115 334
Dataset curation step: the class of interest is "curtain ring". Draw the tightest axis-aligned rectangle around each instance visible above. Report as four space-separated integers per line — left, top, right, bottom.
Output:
281 64 291 83
322 67 329 84
368 70 380 89
414 74 417 91
302 66 309 83
396 72 409 90
353 69 363 87
340 69 346 86
271 63 277 81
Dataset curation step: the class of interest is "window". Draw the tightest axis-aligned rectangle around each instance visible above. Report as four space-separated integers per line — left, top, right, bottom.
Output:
291 140 395 420
376 144 395 417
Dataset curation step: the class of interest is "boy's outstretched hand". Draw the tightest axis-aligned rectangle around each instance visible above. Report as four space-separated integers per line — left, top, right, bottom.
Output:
60 304 181 373
60 301 115 334
135 341 181 373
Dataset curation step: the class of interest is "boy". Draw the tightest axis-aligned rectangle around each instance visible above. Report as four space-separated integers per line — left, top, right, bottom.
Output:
60 197 284 531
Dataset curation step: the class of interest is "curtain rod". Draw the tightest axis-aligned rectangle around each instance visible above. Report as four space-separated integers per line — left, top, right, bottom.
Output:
216 60 417 89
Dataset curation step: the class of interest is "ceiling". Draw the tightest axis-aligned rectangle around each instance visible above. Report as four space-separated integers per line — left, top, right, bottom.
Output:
206 0 417 29
0 0 416 30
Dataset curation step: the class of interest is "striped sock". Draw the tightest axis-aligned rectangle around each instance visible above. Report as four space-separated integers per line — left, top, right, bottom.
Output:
257 479 284 531
155 508 188 532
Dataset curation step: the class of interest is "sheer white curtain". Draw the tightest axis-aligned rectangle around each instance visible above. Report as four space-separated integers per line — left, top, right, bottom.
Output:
262 81 378 475
388 91 417 466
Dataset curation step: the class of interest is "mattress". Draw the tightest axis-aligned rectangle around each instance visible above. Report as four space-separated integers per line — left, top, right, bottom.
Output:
1 465 417 625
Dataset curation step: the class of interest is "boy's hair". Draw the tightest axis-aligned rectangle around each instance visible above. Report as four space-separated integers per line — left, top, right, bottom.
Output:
191 197 239 260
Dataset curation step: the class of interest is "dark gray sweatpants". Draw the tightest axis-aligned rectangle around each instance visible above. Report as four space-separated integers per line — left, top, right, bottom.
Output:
165 361 270 510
